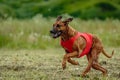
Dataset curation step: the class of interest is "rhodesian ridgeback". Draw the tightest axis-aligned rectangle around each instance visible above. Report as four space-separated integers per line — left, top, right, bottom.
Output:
50 16 114 77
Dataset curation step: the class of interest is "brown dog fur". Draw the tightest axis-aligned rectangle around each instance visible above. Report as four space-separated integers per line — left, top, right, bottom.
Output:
50 16 114 77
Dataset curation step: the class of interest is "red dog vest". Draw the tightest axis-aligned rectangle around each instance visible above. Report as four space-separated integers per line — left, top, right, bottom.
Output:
61 32 93 58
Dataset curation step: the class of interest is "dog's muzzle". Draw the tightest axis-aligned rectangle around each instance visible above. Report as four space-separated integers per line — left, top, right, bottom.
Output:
50 29 62 38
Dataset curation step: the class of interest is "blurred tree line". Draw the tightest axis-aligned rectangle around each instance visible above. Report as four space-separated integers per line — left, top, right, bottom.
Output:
0 0 120 19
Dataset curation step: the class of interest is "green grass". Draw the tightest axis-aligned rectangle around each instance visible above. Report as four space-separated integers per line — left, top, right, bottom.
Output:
0 48 120 80
0 15 120 49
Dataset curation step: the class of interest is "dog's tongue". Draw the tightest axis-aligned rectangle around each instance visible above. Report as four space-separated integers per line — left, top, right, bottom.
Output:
50 31 62 38
57 31 61 35
53 32 61 38
54 33 58 38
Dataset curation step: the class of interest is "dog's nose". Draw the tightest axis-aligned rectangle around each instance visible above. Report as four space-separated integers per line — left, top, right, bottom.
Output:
50 30 54 34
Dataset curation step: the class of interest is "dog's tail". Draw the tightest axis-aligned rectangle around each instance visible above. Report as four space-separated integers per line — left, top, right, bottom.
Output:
102 49 114 58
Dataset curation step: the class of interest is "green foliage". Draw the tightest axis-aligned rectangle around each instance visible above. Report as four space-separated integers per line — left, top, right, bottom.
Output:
0 0 120 19
0 35 11 48
0 16 59 49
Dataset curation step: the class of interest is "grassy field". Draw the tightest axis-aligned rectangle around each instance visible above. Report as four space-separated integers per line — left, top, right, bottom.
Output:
0 48 120 80
0 15 120 80
0 15 120 49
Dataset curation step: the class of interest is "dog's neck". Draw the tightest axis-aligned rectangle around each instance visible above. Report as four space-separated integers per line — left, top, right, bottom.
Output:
61 26 77 41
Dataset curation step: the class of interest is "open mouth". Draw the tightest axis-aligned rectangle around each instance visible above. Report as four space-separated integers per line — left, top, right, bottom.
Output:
50 30 62 38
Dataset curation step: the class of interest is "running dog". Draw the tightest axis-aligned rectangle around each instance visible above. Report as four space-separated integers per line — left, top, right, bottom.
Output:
50 16 114 77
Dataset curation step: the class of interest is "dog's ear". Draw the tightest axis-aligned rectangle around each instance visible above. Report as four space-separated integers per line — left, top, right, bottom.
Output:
56 16 62 21
67 18 73 22
63 18 73 23
63 18 73 26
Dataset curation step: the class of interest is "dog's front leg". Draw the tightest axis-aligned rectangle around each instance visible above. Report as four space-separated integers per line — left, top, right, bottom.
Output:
62 51 79 70
81 53 93 77
62 54 67 70
68 58 79 65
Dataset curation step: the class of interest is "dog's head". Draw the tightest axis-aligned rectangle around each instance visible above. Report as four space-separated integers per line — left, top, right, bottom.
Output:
50 16 73 38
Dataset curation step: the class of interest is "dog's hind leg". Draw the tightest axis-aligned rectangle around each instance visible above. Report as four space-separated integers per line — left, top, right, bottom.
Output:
90 49 107 76
91 53 107 76
92 62 107 76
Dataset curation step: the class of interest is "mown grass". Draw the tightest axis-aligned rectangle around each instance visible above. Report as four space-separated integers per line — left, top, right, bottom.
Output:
0 15 120 49
0 48 120 80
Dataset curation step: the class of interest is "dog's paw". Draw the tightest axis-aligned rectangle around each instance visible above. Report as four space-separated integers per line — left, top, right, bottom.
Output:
62 65 66 70
81 73 88 77
62 63 66 70
76 62 80 65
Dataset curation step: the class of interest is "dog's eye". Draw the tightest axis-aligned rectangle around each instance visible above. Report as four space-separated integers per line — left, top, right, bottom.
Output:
56 24 60 28
53 24 55 27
